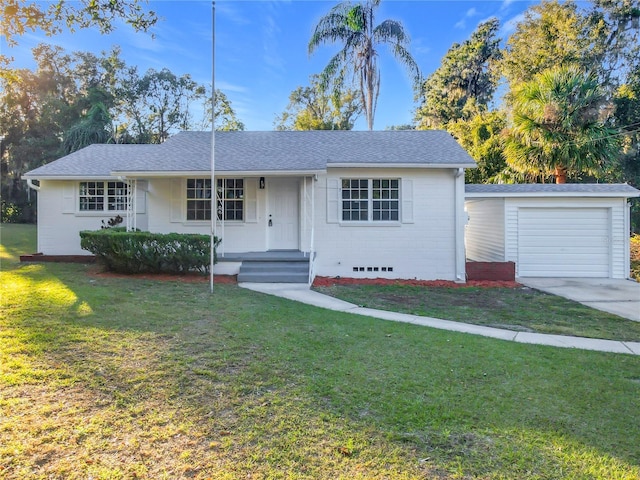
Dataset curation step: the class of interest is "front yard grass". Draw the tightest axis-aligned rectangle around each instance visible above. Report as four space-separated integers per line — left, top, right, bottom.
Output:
2 224 640 479
313 283 640 342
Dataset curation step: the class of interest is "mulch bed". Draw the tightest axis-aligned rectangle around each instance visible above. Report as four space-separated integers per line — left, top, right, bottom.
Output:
312 276 521 288
87 270 519 288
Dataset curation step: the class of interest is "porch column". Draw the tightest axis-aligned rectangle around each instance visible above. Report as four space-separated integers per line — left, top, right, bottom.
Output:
310 175 315 255
125 178 137 232
303 176 307 255
454 168 466 282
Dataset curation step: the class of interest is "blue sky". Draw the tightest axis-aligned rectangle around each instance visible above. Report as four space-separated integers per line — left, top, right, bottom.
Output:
4 0 554 130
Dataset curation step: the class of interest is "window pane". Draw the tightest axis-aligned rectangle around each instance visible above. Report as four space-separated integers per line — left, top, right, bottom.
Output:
186 179 212 220
213 178 243 221
107 181 128 211
340 178 369 221
371 178 399 222
79 181 122 211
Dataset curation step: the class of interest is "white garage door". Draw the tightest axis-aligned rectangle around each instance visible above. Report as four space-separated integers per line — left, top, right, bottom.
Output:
518 208 610 277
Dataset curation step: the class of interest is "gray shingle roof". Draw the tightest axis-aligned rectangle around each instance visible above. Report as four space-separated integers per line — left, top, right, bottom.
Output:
23 144 159 178
24 130 476 178
466 183 640 197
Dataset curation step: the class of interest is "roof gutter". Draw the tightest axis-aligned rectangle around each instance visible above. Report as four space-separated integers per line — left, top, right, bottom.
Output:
110 169 326 178
465 191 640 199
22 174 117 181
327 163 476 169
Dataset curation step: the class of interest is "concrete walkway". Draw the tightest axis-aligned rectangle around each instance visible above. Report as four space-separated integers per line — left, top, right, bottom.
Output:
518 278 640 322
239 283 640 356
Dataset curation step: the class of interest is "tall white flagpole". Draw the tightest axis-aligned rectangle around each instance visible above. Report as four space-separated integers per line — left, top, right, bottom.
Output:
210 0 216 293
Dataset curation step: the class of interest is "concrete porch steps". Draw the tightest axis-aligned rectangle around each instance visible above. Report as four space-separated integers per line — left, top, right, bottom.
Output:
234 251 310 283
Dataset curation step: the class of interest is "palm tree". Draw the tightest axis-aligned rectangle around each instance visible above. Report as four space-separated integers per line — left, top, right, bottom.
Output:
63 103 114 154
308 0 420 130
504 66 620 183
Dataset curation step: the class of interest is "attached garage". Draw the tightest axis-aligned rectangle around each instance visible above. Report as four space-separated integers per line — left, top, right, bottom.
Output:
517 207 610 277
465 184 640 279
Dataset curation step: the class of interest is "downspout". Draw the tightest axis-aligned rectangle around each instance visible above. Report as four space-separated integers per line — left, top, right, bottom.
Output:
454 168 466 283
625 199 631 280
26 178 40 191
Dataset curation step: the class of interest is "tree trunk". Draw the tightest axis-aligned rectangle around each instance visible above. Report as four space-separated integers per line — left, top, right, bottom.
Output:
554 165 567 184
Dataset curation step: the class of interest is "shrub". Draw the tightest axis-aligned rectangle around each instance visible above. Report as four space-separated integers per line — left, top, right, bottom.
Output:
80 230 222 275
631 234 640 281
1 199 36 223
1 200 21 223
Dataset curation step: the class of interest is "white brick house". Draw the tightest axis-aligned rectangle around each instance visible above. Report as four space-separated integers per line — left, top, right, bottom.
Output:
23 130 476 283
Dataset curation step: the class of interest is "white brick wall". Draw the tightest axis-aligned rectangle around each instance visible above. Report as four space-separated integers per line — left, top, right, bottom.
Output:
313 168 460 281
36 180 149 255
35 170 467 281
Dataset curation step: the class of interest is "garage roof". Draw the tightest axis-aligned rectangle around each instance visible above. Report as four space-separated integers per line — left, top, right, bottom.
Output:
466 183 640 198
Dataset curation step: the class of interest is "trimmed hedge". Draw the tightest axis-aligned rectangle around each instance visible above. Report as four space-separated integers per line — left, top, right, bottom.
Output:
80 229 222 274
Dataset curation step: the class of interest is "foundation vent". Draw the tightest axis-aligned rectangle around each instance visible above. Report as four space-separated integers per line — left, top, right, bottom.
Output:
352 266 393 273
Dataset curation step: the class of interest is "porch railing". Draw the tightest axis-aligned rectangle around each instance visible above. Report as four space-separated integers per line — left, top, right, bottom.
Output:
125 179 136 232
215 182 224 257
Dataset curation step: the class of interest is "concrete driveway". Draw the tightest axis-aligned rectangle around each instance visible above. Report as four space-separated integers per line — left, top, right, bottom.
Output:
518 278 640 322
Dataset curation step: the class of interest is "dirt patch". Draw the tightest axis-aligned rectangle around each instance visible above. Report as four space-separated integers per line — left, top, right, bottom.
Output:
312 276 520 289
88 266 237 284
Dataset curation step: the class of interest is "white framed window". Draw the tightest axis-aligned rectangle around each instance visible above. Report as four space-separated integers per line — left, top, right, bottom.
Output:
341 178 399 222
185 178 244 221
217 178 244 221
79 181 128 211
186 178 211 220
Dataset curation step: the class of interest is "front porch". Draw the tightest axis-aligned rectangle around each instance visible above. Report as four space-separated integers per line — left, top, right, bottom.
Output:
117 174 318 283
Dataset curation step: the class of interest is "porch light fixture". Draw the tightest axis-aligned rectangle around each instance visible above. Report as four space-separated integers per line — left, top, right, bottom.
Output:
259 177 265 189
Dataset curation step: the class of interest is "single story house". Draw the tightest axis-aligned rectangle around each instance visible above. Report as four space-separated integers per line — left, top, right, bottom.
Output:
465 184 640 279
23 130 476 283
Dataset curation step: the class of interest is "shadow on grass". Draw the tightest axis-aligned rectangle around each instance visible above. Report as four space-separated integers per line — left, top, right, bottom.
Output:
2 260 640 478
0 224 37 266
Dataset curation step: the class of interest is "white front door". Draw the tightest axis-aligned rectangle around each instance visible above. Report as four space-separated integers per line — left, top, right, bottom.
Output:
268 178 299 250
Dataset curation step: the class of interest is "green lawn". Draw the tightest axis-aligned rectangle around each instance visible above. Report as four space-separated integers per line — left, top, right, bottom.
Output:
313 282 640 342
2 224 640 479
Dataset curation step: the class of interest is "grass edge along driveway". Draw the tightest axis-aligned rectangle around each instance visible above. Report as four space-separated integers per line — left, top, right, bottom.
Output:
312 280 640 342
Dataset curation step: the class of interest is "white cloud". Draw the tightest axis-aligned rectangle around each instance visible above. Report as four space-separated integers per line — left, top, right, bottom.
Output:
500 0 516 11
216 2 251 26
500 12 525 36
261 4 285 73
455 6 480 29
215 80 247 93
